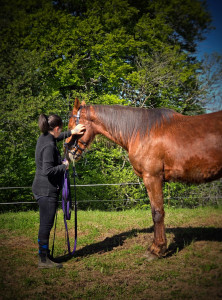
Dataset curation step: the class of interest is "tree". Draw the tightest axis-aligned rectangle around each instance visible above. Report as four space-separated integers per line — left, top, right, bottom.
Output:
197 53 222 112
0 0 216 209
122 51 201 112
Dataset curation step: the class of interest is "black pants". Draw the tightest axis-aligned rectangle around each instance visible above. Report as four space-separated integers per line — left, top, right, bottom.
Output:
37 196 58 257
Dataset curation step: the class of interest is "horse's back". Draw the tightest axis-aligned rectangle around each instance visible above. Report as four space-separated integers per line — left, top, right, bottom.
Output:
129 110 222 183
161 111 222 183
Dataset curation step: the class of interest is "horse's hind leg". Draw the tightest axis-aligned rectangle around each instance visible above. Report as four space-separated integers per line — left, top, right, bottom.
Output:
143 175 167 258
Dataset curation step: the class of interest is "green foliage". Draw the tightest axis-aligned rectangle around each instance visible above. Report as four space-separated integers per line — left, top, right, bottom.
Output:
163 180 222 208
0 0 219 210
72 136 146 210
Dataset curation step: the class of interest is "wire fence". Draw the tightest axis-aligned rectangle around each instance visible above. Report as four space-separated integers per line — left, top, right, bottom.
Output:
0 182 142 205
0 182 140 190
0 181 221 210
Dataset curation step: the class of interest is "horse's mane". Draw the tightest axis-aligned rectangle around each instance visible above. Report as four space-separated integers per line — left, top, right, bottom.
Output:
86 105 176 143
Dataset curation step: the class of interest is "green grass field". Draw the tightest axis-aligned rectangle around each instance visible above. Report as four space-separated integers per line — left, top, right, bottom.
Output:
0 207 222 299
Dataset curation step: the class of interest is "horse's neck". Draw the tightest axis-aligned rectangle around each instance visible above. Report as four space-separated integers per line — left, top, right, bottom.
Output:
93 121 129 150
90 107 129 150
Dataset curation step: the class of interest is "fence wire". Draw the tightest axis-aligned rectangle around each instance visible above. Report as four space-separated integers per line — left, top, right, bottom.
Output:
0 182 140 190
0 182 221 206
0 183 142 205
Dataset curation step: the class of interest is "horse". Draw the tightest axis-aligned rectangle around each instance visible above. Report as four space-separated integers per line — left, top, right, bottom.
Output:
65 98 222 260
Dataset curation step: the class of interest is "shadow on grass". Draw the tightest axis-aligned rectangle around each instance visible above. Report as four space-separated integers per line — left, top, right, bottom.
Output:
165 226 222 257
54 226 222 263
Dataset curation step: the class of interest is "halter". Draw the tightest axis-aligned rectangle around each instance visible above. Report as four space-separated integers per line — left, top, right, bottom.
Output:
64 106 87 160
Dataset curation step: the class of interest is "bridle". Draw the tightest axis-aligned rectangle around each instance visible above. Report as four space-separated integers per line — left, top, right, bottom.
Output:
64 106 87 160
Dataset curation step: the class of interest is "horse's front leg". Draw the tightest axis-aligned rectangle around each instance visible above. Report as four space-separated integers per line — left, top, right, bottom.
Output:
143 174 167 259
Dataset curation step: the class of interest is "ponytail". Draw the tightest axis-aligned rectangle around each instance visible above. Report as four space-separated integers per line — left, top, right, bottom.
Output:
38 114 49 133
38 114 63 134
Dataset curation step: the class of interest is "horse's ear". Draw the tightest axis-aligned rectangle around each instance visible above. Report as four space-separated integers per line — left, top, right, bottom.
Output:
73 98 80 113
74 98 80 109
81 100 86 106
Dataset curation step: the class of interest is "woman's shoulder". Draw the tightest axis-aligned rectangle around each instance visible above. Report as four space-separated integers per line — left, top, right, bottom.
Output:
36 133 56 149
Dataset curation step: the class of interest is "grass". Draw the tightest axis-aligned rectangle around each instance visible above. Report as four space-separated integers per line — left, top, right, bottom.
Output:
0 207 222 299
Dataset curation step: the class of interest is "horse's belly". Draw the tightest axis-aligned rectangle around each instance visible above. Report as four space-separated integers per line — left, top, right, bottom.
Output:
163 131 222 183
165 154 222 184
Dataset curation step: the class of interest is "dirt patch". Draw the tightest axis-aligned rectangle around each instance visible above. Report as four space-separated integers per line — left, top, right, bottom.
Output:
1 209 222 300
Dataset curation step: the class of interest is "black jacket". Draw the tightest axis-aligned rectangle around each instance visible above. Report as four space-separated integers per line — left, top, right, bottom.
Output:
32 130 72 198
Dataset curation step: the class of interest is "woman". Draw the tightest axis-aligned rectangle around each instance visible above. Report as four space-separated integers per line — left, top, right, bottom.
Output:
32 114 85 269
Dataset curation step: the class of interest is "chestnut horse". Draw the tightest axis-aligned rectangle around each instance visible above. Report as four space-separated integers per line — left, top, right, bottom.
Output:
65 98 222 259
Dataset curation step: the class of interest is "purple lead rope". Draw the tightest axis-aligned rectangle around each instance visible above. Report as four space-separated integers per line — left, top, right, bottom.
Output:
62 170 71 220
62 166 77 255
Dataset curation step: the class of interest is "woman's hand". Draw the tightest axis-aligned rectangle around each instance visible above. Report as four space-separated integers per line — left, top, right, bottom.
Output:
71 124 86 135
62 159 69 170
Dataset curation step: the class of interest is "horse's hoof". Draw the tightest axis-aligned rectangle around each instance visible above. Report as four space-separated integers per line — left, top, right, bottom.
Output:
143 252 159 261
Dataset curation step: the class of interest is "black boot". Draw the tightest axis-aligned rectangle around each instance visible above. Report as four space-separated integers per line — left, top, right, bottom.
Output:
38 240 63 269
38 254 63 269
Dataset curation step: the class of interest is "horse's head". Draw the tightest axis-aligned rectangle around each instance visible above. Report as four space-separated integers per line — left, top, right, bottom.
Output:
65 98 95 162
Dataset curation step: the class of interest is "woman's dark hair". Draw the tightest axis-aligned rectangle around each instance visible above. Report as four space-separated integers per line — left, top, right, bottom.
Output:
38 114 63 134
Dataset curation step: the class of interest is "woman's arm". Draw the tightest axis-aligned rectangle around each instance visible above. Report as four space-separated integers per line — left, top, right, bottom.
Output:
56 130 72 142
42 144 66 176
56 124 86 142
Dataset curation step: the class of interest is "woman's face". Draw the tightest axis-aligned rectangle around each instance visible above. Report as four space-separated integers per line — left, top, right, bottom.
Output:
53 126 62 138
